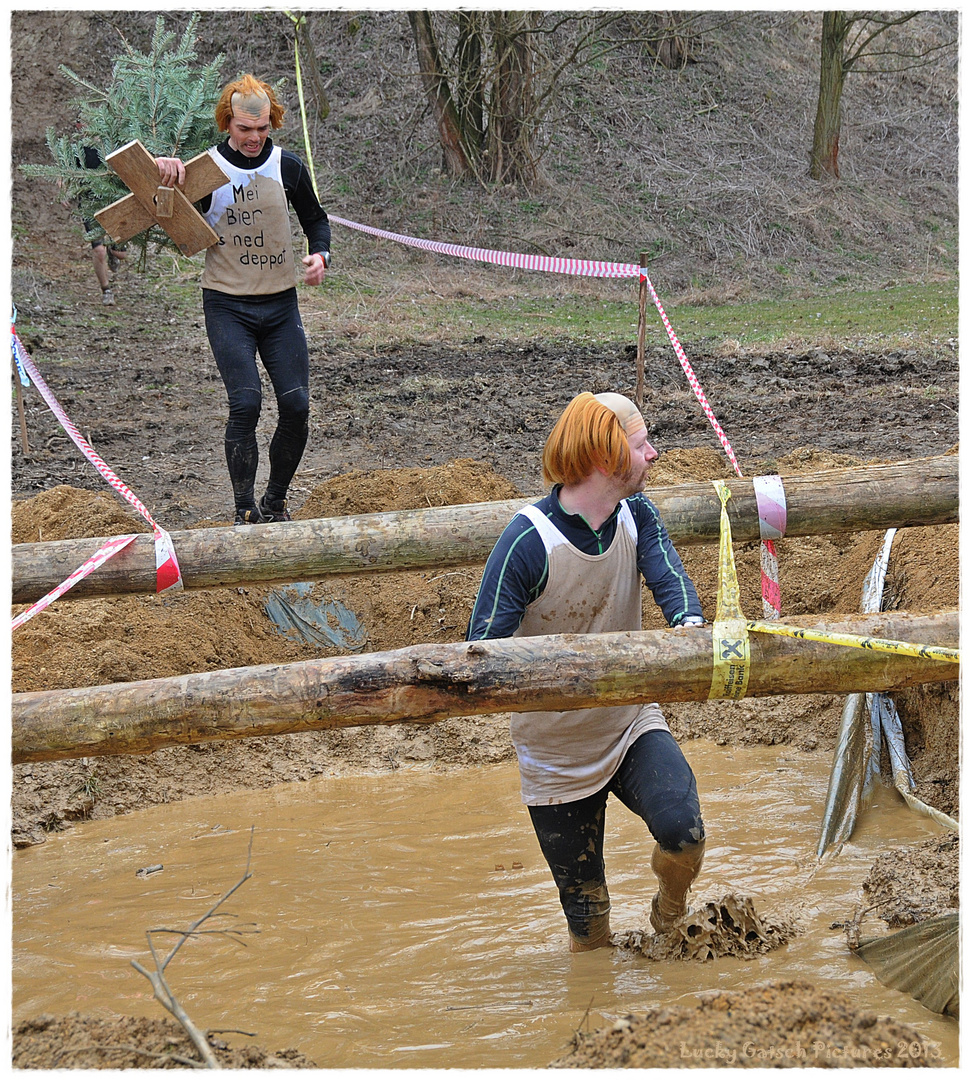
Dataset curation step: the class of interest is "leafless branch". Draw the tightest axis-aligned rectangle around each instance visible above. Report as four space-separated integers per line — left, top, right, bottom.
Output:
130 826 257 1069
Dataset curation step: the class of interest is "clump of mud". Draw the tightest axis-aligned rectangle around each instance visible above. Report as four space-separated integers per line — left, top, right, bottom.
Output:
551 979 946 1068
611 893 799 961
861 834 959 928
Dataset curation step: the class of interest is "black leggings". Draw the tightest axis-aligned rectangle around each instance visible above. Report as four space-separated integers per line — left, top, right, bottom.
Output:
203 288 310 510
527 728 704 943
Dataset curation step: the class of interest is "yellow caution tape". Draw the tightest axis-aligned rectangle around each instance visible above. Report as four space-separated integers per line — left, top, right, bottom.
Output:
709 480 750 700
746 621 959 664
286 11 321 203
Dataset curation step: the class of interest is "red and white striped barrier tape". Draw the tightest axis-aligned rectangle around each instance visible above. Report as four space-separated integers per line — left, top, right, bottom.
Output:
329 215 645 280
638 274 782 618
752 474 787 620
11 532 139 630
331 216 782 618
11 325 183 630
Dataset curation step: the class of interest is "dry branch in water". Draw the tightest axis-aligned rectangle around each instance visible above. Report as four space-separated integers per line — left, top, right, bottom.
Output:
130 828 259 1070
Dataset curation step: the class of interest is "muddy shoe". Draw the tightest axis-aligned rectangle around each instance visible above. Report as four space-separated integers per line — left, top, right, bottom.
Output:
650 839 706 934
650 893 691 935
258 495 292 522
101 287 115 306
234 506 265 526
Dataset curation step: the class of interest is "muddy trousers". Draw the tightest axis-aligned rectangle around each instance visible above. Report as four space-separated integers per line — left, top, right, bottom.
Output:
527 729 705 947
203 288 310 513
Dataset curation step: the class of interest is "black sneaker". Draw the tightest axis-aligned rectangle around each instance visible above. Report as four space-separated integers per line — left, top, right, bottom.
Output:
234 506 265 526
258 496 292 522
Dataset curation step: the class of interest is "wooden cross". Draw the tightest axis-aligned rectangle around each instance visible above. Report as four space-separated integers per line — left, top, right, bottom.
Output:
94 139 228 257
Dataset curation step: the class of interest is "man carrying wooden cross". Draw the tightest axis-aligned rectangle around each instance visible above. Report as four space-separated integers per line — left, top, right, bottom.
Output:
156 74 331 525
468 392 708 952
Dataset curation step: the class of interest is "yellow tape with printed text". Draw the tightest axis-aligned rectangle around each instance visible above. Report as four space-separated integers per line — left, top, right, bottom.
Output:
708 480 750 700
746 621 959 664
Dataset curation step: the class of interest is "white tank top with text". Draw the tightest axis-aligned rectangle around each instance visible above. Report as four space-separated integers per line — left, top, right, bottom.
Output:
201 146 296 295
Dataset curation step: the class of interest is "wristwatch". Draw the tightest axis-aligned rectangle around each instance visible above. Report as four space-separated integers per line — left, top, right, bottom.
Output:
318 251 331 268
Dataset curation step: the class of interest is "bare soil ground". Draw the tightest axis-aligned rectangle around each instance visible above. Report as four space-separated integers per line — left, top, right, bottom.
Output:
8 8 959 1071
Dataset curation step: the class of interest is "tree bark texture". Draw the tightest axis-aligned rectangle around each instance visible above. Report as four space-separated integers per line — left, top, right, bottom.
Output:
10 455 958 605
11 610 958 763
408 11 473 177
487 10 536 185
456 10 485 150
810 11 849 179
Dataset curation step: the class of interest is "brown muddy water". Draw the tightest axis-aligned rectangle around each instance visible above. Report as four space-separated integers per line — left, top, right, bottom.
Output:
11 739 958 1068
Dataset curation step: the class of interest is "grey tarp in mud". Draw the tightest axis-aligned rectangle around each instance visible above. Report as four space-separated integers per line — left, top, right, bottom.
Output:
816 530 957 858
855 912 959 1018
264 583 368 651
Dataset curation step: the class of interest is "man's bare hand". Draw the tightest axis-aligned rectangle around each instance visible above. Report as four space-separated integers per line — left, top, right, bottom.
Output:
156 157 186 188
302 252 327 287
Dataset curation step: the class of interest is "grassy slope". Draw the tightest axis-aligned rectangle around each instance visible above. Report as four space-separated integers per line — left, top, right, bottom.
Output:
12 10 959 354
212 9 959 352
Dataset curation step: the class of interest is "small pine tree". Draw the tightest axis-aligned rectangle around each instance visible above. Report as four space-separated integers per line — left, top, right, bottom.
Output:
22 14 225 257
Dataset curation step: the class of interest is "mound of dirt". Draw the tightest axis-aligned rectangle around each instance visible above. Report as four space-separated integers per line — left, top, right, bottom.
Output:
12 1012 317 1070
11 483 152 544
550 980 946 1068
296 457 522 517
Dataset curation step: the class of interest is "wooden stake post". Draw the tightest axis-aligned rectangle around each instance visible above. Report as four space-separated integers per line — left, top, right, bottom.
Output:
635 251 648 411
11 356 29 453
94 140 228 257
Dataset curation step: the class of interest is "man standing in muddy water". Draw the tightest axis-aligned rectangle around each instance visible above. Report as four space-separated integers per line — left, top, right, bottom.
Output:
468 391 708 952
155 74 331 525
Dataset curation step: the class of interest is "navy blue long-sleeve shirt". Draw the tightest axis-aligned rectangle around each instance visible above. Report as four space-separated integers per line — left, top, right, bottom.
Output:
467 487 703 640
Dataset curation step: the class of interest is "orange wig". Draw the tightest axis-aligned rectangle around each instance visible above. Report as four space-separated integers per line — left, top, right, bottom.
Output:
214 74 285 131
542 392 631 486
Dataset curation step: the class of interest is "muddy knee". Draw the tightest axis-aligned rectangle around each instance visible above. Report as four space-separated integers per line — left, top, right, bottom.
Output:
562 878 611 949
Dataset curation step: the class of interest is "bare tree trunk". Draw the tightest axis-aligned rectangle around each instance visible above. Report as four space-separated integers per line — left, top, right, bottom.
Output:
296 16 330 121
649 12 694 69
10 455 959 604
487 10 537 186
810 12 850 180
455 10 485 152
408 10 473 178
11 611 958 763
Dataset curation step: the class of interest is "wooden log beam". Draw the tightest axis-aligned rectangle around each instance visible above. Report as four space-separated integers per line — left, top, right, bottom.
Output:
11 610 958 764
10 456 958 605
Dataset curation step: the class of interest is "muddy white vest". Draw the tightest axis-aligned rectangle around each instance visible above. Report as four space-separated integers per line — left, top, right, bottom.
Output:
201 145 296 295
511 501 669 805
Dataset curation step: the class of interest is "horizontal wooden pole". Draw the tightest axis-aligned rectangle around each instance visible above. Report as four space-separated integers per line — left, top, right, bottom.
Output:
10 455 957 605
11 610 958 763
